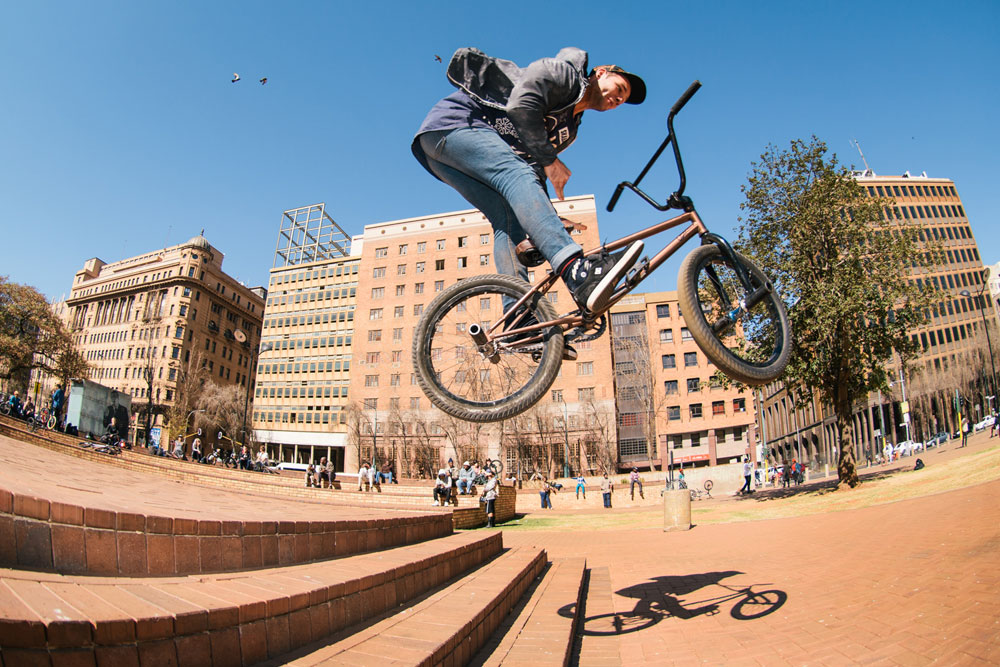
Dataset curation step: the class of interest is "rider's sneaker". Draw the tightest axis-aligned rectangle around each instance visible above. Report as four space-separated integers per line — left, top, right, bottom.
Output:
563 241 644 312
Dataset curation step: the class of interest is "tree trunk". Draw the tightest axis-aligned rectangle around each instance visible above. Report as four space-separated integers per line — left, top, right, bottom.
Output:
835 405 859 488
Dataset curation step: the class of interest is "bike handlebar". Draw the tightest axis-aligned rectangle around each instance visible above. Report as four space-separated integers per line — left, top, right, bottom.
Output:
671 80 702 115
607 80 702 213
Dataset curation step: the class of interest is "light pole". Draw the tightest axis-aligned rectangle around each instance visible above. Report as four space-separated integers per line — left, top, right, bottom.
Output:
960 284 998 417
561 398 571 479
235 330 271 450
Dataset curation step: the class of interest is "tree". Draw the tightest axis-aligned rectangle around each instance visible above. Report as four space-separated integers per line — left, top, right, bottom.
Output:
195 381 248 451
736 137 935 487
165 350 208 444
0 277 88 391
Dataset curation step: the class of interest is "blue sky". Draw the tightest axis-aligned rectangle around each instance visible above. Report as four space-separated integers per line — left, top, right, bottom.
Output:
2 0 998 301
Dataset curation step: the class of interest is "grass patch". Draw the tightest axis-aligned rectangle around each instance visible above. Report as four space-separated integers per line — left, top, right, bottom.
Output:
501 442 1000 532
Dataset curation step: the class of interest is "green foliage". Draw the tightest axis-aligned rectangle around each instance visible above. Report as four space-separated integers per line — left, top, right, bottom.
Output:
736 137 937 486
0 276 88 389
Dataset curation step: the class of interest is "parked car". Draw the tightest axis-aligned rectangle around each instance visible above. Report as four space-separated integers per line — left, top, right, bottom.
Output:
924 432 949 448
974 414 995 432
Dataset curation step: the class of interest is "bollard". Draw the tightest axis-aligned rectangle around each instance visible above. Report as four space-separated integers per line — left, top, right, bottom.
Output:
663 488 691 532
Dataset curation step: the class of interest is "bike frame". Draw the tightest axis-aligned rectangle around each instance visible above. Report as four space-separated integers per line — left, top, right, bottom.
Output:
486 80 758 350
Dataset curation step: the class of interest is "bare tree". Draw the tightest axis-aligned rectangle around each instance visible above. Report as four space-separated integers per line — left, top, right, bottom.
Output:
579 398 617 474
195 381 247 451
165 350 208 444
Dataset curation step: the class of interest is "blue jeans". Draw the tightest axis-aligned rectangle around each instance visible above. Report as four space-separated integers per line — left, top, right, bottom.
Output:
539 490 552 509
417 129 581 282
602 492 612 508
457 478 472 494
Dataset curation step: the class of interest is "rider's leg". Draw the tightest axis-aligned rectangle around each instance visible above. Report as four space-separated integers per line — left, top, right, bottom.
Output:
418 129 579 273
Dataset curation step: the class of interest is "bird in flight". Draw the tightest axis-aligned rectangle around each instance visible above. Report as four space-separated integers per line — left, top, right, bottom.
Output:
232 73 240 83
260 77 268 85
434 55 442 63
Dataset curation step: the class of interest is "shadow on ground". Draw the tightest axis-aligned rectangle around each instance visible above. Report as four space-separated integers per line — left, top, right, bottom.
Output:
560 570 788 637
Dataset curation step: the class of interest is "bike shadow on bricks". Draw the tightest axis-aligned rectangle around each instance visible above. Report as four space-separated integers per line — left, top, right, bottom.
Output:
560 571 788 636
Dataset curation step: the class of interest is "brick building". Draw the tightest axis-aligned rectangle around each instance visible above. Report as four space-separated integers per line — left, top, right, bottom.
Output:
65 234 265 442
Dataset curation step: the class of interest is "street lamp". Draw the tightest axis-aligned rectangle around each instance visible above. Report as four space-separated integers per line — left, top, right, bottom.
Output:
235 330 272 450
960 283 998 417
560 397 571 479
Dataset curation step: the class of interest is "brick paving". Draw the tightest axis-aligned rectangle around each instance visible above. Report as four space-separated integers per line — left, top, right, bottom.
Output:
504 460 1000 663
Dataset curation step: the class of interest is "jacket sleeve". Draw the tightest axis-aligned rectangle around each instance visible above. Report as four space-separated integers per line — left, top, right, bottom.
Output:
506 57 584 167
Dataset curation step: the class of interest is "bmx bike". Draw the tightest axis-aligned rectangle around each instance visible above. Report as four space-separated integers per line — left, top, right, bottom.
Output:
413 81 792 423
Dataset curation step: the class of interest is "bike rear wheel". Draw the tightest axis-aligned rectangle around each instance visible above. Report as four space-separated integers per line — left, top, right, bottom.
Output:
677 245 791 385
413 274 564 423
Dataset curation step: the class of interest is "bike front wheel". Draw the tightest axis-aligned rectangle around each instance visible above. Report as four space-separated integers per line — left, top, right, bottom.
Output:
677 245 791 385
413 274 564 423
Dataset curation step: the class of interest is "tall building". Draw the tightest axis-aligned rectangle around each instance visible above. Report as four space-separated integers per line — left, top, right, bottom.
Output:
65 234 265 441
251 204 359 469
610 292 757 470
346 195 618 476
759 173 996 466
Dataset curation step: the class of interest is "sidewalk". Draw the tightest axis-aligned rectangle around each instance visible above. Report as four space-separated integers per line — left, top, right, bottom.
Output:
504 434 1000 664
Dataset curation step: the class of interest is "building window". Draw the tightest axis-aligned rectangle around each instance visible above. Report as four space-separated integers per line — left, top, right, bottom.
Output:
369 308 383 320
733 398 746 412
394 305 404 318
435 259 445 271
551 389 563 402
480 233 490 245
373 267 386 278
364 375 379 387
393 328 403 342
577 361 594 376
417 242 426 253
397 264 407 275
375 247 388 258
686 378 701 393
371 287 384 299
458 236 468 248
712 400 725 415
435 280 444 292
578 387 594 401
659 329 673 343
366 351 380 364
414 282 424 294
390 374 401 386
690 404 703 419
413 304 424 316
458 257 468 268
436 239 446 250
662 354 676 369
656 304 670 318
398 244 408 255
480 254 490 266
395 285 405 297
684 352 698 367
619 412 640 427
416 262 425 273
363 398 377 409
664 380 678 395
681 327 693 341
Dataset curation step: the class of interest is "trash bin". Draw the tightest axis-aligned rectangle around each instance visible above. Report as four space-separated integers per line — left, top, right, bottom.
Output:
663 488 691 532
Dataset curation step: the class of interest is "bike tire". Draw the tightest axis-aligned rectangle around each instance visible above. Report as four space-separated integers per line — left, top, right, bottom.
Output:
46 415 56 430
491 458 504 475
413 274 564 423
731 589 787 620
677 244 791 385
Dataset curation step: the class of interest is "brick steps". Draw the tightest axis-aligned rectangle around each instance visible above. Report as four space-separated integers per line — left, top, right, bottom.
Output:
573 566 622 667
268 545 547 666
0 531 503 666
477 557 586 667
0 418 494 514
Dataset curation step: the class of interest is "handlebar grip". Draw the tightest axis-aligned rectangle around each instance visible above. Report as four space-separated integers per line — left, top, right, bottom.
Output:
670 80 702 115
607 183 626 212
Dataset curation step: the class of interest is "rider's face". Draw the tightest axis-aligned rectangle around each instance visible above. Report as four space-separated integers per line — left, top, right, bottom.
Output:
591 70 631 111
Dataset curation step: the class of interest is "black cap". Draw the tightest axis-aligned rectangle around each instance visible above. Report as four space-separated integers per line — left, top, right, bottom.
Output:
602 65 646 105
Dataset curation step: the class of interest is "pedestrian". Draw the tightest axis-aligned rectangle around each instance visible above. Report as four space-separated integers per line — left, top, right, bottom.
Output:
781 460 790 489
369 460 380 492
412 46 647 346
358 462 371 492
739 458 752 494
540 478 553 509
481 469 499 527
961 418 970 447
574 474 587 499
629 467 644 500
601 473 613 508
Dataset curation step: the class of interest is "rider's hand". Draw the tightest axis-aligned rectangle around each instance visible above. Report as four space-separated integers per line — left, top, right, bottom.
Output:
544 159 571 200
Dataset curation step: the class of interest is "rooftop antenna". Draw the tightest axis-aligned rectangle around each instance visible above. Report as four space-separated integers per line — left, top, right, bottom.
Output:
851 139 872 174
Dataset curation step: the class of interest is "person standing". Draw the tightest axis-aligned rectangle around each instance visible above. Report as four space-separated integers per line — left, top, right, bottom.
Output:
574 474 587 499
629 467 644 500
600 473 613 508
539 478 553 509
961 418 970 447
481 469 499 527
739 458 752 494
